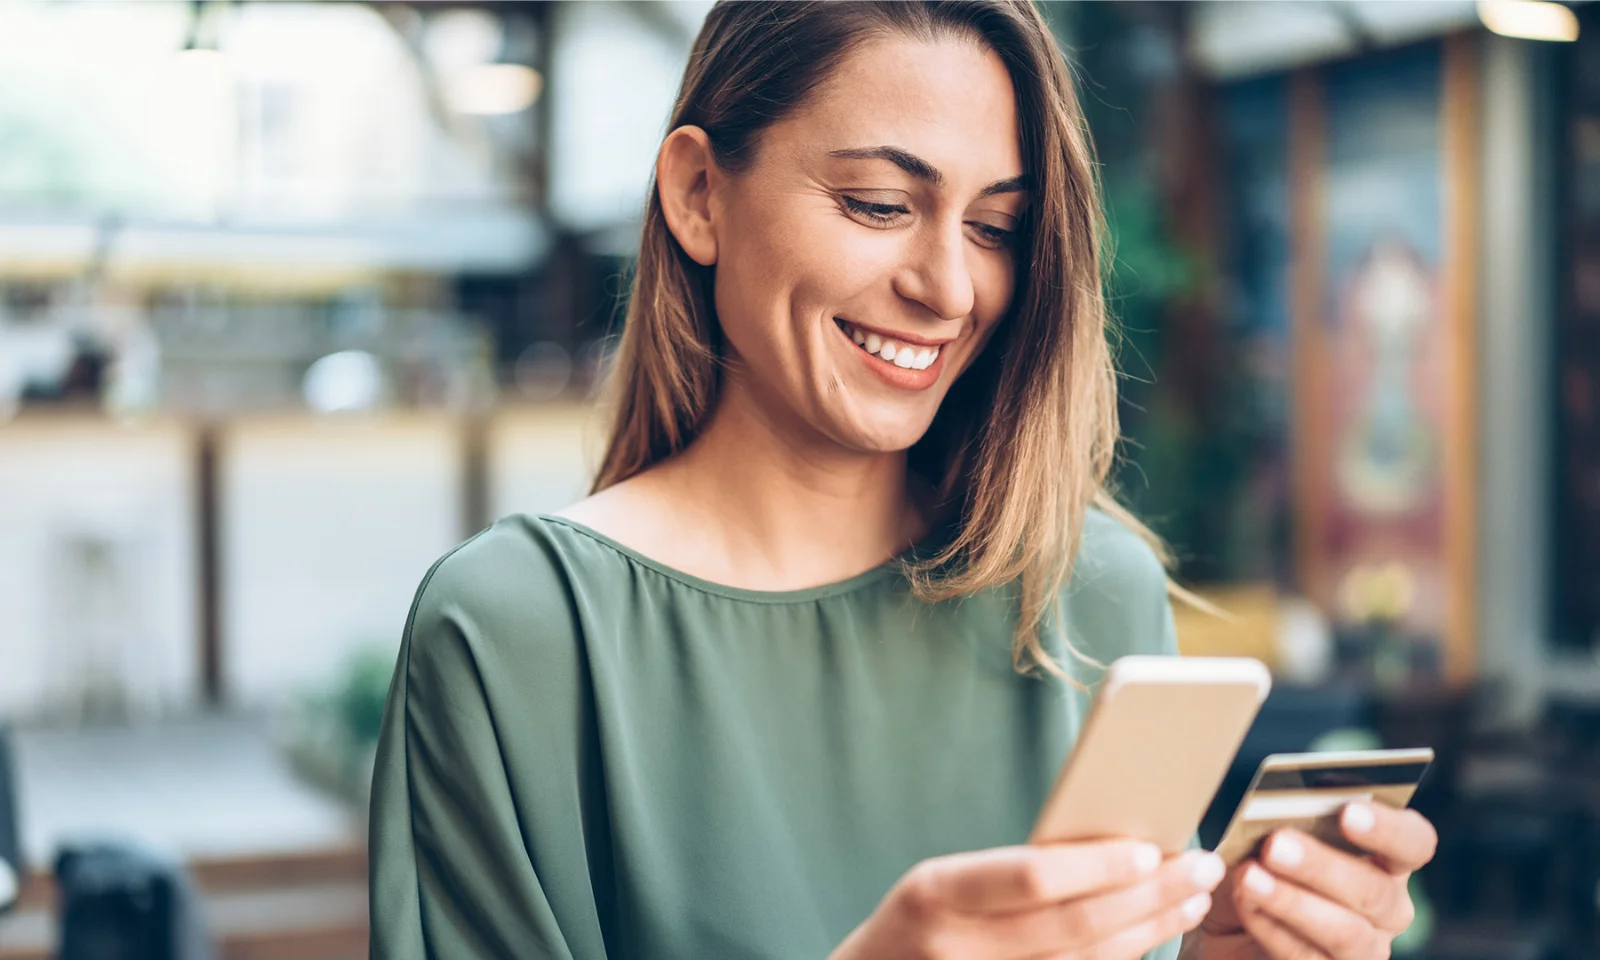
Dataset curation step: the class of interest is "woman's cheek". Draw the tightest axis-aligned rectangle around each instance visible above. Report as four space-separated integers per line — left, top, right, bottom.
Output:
965 269 1010 335
974 249 1017 312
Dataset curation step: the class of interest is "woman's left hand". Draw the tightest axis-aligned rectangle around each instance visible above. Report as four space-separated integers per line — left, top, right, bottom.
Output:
1189 801 1438 960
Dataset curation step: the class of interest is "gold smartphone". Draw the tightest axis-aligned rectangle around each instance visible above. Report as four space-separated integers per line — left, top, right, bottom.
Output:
1212 748 1434 865
1031 656 1272 854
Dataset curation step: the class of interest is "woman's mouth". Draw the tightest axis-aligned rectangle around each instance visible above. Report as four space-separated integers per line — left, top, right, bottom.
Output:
833 319 941 370
832 318 948 391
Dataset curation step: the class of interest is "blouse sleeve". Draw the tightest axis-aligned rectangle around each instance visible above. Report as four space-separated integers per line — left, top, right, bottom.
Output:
368 530 608 959
1066 511 1185 960
1064 509 1182 664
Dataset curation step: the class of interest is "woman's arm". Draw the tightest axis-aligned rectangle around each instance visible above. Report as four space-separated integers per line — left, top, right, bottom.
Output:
369 531 608 959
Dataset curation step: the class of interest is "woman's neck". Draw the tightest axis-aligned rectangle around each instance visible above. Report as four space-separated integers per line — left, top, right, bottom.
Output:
661 380 927 589
569 377 930 592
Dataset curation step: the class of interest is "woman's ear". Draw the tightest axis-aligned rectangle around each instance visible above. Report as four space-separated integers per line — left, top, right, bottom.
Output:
656 126 721 267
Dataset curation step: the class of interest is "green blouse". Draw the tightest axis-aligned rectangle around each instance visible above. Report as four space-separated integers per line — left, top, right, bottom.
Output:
369 510 1181 959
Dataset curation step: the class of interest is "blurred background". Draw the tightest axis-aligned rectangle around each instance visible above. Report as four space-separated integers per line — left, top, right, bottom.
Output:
0 0 1595 957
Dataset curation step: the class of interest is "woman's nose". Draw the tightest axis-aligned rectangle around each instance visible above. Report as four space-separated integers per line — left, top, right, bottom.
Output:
894 220 977 322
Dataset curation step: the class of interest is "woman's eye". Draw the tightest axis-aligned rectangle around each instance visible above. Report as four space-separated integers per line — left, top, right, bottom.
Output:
968 222 1015 250
841 195 908 225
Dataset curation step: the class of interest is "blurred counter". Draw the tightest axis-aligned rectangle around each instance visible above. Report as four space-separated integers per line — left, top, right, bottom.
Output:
0 405 596 716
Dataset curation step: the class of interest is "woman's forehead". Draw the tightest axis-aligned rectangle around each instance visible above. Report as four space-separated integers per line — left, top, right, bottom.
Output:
776 35 1025 186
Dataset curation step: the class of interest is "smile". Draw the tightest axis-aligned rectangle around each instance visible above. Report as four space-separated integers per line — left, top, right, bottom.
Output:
834 319 941 370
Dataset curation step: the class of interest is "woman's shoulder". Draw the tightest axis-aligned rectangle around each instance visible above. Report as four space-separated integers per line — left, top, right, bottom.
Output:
403 515 592 666
1060 508 1175 659
1071 508 1168 596
415 514 573 607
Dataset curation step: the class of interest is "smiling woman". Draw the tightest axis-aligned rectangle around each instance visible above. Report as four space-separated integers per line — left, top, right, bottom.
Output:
582 0 1135 650
368 4 1435 960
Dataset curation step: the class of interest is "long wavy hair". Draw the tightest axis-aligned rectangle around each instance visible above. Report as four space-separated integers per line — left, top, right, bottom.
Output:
592 0 1175 675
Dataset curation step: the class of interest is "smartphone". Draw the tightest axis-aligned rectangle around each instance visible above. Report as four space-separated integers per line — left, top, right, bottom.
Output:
1212 747 1434 865
1030 655 1272 854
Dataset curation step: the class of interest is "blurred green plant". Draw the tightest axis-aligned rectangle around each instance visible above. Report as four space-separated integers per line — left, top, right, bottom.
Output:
1102 175 1195 307
1042 0 1275 584
1393 874 1434 954
1102 168 1261 586
333 647 397 748
282 646 397 810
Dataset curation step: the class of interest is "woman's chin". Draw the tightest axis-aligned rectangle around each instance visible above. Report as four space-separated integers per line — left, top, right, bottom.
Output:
823 408 936 455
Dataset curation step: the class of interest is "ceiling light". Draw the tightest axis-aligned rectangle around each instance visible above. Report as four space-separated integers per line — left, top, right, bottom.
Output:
445 63 542 116
1478 0 1580 42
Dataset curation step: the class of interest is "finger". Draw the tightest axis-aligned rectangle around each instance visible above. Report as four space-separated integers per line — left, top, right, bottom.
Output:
1236 863 1380 960
1198 863 1249 936
1339 803 1438 874
919 841 1162 914
1034 891 1213 960
983 850 1224 953
1258 829 1414 932
1237 900 1330 960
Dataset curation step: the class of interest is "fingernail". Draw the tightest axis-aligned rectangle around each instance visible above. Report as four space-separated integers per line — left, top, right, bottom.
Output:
1243 864 1275 897
1133 843 1162 875
1344 803 1376 834
1267 833 1304 869
1189 851 1225 889
1181 892 1212 922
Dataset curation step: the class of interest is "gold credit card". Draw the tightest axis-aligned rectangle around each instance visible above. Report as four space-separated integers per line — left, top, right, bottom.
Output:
1213 748 1434 866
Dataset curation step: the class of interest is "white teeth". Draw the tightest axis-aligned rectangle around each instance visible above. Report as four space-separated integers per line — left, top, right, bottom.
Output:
843 321 941 371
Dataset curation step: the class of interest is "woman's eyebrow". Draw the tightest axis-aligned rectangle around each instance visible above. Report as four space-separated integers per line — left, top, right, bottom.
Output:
826 145 1029 198
978 175 1029 199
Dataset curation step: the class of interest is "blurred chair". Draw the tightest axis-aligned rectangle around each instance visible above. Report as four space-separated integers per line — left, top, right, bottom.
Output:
1413 921 1565 960
1423 713 1599 959
1542 694 1600 761
54 842 213 960
1436 793 1575 921
1565 819 1600 958
1371 682 1494 829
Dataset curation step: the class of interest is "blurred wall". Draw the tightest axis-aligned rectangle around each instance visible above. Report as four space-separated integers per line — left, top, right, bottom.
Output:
485 403 598 521
218 414 464 705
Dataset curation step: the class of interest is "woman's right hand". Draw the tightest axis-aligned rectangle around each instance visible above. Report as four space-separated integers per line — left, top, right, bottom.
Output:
830 840 1225 960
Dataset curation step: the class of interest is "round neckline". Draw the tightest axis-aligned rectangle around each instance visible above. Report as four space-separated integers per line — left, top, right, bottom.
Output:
533 513 950 604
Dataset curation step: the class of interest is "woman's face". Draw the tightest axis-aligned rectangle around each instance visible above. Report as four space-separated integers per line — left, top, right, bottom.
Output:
707 35 1026 453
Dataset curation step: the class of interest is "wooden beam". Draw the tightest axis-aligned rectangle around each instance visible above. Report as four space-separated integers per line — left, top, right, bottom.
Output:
1288 69 1329 607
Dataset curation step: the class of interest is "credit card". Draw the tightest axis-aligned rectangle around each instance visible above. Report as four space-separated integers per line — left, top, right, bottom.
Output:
1212 748 1433 865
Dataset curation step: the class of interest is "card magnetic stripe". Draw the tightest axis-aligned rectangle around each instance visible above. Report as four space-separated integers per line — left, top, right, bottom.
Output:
1253 762 1432 792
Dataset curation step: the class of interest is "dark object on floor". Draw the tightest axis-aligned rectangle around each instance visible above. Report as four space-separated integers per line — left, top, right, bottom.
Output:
54 841 214 960
0 727 18 915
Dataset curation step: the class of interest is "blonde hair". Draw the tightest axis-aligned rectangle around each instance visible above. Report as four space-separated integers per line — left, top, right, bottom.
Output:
592 0 1176 676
